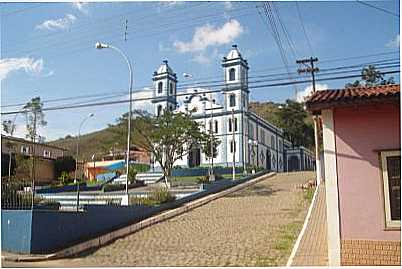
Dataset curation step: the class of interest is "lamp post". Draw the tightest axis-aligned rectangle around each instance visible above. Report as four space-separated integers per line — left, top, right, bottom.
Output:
96 42 133 195
75 113 94 211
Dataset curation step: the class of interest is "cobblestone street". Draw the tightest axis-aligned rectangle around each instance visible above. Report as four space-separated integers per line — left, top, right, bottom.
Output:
3 172 314 267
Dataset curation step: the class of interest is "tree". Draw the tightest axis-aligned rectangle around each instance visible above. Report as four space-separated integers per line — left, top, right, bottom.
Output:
22 97 47 185
275 100 314 148
133 110 216 187
54 156 76 179
2 120 16 180
345 65 395 88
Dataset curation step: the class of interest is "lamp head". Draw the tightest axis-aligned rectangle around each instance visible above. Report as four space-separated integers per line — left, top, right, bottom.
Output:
88 113 94 117
95 42 109 49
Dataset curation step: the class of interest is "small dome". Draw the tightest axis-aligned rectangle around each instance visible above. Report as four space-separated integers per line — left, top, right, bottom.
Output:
156 60 174 74
226 44 242 60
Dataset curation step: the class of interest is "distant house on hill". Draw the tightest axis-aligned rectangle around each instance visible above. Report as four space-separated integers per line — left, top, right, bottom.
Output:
1 135 67 183
306 84 400 266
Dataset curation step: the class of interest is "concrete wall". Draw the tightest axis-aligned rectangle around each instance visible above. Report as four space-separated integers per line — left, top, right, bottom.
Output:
2 171 267 254
334 104 400 240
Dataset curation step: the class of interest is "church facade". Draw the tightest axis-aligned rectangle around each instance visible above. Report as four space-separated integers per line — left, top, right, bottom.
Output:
150 45 314 172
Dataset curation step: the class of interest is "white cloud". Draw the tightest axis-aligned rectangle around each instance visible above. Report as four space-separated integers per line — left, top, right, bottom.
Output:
296 83 328 103
192 48 219 64
72 2 89 14
174 19 244 53
386 34 400 48
0 57 52 80
36 14 76 31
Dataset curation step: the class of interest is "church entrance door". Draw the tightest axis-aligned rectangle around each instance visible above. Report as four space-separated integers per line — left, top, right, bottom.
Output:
188 148 201 168
266 149 271 171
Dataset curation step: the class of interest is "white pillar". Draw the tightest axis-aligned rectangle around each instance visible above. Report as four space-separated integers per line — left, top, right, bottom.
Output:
322 109 341 266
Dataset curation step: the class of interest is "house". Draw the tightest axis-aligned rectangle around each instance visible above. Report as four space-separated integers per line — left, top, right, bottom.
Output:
306 84 400 266
1 135 67 183
101 145 150 164
150 45 313 172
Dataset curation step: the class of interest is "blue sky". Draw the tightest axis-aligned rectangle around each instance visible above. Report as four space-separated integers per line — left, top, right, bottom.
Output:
0 0 400 141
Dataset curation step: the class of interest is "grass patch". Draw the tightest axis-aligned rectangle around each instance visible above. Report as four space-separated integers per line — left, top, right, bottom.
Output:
255 256 280 267
272 221 303 264
303 187 315 202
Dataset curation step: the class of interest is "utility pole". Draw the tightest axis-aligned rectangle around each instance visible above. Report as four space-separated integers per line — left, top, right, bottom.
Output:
296 57 321 186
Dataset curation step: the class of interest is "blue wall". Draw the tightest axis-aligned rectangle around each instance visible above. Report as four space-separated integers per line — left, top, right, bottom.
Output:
2 170 268 254
1 210 32 253
172 167 243 177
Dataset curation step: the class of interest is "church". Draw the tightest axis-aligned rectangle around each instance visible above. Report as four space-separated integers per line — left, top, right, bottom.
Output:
150 45 314 172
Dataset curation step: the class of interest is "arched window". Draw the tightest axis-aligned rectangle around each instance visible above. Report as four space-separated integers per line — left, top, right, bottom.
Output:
158 82 163 94
157 105 163 116
229 68 236 81
229 94 236 107
228 118 237 132
271 135 276 149
169 82 173 95
230 140 236 153
214 120 218 133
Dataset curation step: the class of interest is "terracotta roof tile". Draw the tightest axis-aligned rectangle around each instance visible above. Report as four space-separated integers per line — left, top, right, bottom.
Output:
306 84 400 112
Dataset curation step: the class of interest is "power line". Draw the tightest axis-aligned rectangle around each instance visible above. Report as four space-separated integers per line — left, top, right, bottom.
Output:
1 60 399 109
295 1 314 56
2 70 399 116
355 0 399 18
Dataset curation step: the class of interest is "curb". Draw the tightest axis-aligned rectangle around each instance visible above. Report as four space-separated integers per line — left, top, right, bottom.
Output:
2 172 275 262
286 182 321 267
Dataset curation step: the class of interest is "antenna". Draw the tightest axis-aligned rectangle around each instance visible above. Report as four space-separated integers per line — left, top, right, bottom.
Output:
124 19 128 42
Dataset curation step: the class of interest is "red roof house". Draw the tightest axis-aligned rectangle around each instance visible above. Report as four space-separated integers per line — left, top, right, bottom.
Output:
306 84 400 266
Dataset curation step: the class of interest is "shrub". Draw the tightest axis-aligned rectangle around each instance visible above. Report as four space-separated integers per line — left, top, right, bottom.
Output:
149 187 175 203
197 175 210 184
102 181 145 192
130 187 175 206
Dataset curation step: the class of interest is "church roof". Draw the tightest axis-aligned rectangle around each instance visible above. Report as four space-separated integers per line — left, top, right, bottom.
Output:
226 44 242 60
156 60 174 74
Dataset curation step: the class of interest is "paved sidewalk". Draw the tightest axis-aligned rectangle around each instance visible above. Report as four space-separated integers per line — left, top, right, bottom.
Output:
291 183 328 266
2 172 314 267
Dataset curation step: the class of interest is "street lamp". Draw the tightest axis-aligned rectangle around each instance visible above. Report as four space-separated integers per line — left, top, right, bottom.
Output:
75 112 94 211
96 42 133 195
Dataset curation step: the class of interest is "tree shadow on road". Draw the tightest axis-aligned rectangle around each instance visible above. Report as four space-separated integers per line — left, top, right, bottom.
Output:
225 184 281 198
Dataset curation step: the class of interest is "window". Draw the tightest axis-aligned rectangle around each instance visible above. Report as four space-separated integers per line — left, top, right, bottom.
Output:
157 105 163 116
228 118 238 132
243 94 246 108
230 140 236 153
260 129 265 144
249 123 254 139
229 68 236 81
169 82 173 95
158 82 163 94
271 136 276 150
43 150 51 158
21 145 29 155
229 94 236 107
381 150 401 228
214 120 218 134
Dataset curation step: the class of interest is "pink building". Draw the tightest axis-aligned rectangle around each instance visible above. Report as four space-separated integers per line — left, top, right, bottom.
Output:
306 84 400 266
